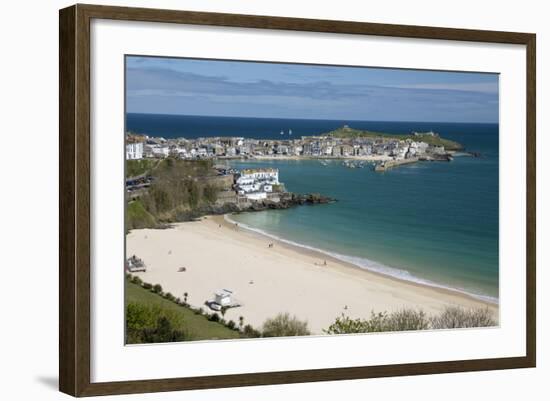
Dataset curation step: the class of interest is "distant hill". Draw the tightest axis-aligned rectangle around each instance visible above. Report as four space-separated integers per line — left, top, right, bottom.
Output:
324 126 464 151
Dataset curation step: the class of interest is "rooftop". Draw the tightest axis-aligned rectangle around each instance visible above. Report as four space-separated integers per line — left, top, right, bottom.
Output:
241 168 278 174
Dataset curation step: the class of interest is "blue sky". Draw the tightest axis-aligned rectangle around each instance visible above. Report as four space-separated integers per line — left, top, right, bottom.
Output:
126 56 499 123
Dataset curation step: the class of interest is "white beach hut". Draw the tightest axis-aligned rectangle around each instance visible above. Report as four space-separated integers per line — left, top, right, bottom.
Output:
214 289 233 307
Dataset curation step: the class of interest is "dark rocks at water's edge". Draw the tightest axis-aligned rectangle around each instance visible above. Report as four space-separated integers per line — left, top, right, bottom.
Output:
289 193 336 205
174 193 336 222
251 193 336 209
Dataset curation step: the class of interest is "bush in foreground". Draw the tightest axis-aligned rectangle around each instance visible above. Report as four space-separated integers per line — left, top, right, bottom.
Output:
126 302 188 344
324 307 495 335
242 324 262 338
430 306 496 329
386 309 430 331
140 317 187 343
262 313 310 337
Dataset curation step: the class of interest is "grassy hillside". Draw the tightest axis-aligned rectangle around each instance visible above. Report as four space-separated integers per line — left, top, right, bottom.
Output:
125 279 241 341
126 159 221 229
325 126 464 151
126 159 159 177
126 200 157 230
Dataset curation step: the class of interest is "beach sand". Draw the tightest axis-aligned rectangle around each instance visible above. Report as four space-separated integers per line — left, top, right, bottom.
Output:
126 215 498 334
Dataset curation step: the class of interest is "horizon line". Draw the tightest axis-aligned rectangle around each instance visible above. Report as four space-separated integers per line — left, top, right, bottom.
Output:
125 112 499 125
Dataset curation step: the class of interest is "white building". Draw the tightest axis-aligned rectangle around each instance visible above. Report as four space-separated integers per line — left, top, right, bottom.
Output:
214 289 233 306
236 168 281 201
237 168 279 185
150 145 169 158
126 142 143 160
245 192 267 201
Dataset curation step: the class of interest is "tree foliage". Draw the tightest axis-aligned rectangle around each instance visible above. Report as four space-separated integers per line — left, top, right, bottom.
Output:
262 313 310 337
430 306 496 329
325 307 494 335
126 302 187 344
134 158 220 226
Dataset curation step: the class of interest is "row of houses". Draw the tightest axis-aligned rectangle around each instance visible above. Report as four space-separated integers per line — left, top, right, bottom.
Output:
235 168 281 201
125 132 445 161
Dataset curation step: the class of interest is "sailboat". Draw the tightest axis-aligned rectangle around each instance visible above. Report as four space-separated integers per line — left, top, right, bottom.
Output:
280 130 284 136
289 129 292 136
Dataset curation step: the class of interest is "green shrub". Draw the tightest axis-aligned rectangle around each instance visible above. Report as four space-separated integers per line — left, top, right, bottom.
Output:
243 324 262 338
203 184 218 204
126 159 157 177
262 313 310 337
226 320 236 330
126 302 186 344
152 284 163 294
325 307 495 335
208 313 220 322
386 309 430 331
142 282 152 290
131 276 143 286
140 317 187 343
324 314 370 335
430 306 497 329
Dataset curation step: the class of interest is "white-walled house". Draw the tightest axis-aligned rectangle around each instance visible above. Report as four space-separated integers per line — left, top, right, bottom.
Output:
235 168 281 201
245 192 267 201
150 145 170 158
126 142 143 160
237 168 279 185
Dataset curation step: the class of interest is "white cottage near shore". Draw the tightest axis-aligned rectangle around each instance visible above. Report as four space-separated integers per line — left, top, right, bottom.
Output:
214 289 233 307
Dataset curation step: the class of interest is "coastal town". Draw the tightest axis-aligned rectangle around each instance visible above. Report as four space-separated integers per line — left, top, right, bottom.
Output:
125 126 466 206
126 125 463 170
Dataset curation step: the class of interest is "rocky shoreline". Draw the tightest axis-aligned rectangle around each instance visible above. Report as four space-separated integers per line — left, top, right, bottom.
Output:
172 193 336 223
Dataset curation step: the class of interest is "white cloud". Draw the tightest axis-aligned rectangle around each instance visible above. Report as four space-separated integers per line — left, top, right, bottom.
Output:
384 82 498 94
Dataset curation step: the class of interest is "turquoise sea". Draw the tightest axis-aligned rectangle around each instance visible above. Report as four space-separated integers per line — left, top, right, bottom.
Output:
129 114 499 302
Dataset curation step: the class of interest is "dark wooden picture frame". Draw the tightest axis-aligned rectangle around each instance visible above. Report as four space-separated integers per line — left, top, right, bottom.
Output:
59 3 536 397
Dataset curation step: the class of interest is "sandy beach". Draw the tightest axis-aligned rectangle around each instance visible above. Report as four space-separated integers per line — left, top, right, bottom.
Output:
126 215 498 334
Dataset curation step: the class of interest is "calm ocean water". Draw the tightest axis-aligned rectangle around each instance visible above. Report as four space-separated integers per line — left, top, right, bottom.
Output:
128 113 499 301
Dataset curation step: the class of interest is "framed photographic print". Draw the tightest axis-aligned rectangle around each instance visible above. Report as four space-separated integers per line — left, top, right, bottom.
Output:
59 4 536 397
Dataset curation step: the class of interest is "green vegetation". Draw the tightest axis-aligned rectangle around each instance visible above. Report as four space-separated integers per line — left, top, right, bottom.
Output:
126 200 157 230
326 126 398 139
325 309 429 334
430 305 496 329
126 159 158 177
325 126 464 151
324 306 496 335
125 279 241 343
126 302 188 343
127 158 221 229
261 313 311 337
